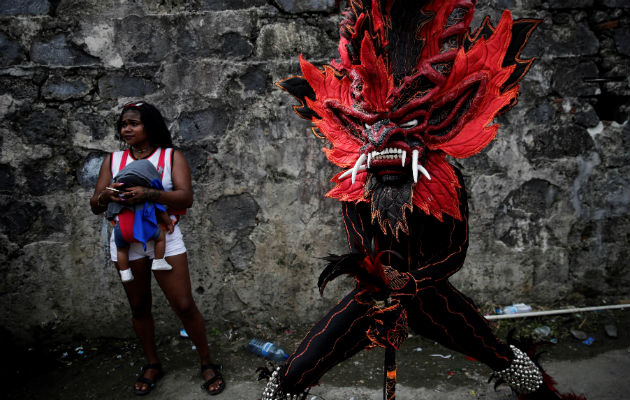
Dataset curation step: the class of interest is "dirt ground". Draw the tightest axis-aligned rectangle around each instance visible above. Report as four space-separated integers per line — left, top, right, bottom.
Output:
4 308 629 400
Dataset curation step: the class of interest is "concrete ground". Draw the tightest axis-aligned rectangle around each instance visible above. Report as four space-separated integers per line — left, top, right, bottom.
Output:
5 309 629 400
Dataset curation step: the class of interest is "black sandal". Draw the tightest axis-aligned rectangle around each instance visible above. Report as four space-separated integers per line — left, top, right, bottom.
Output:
133 363 164 396
200 363 226 395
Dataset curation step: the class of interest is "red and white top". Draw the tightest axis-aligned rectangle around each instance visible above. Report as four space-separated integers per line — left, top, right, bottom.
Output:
111 147 174 191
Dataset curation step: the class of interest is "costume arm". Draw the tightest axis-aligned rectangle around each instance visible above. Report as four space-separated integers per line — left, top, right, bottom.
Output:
339 171 469 297
389 172 469 296
341 201 373 253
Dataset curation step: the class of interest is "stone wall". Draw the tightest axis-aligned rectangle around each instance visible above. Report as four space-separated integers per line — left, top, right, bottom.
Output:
0 0 628 344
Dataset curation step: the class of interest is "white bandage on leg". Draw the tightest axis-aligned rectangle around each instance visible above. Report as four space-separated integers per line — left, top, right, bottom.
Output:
120 269 134 282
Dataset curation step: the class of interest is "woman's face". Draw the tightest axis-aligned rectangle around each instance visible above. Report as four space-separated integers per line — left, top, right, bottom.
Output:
120 109 149 147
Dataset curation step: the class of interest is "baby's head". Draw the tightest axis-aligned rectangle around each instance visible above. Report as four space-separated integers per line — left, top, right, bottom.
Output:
113 159 160 190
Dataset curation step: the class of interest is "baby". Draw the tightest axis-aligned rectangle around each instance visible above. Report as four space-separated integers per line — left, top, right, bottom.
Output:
107 159 174 282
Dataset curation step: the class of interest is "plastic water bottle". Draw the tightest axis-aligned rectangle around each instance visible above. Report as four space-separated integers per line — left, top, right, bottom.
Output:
502 303 532 314
248 338 289 362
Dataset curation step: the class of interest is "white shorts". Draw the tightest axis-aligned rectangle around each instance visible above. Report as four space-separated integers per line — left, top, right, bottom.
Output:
110 224 186 262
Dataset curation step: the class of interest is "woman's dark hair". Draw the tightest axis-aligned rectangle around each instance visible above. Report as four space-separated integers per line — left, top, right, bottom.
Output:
116 101 174 148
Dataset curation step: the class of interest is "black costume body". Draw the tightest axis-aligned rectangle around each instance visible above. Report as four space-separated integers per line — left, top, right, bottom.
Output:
279 169 512 393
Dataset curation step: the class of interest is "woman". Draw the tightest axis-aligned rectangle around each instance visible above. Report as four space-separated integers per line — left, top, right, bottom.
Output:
89 101 225 396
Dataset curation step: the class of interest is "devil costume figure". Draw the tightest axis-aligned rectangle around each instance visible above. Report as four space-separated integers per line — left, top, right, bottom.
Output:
263 1 584 399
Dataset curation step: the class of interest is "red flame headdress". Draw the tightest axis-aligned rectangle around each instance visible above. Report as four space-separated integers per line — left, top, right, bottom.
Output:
278 0 539 236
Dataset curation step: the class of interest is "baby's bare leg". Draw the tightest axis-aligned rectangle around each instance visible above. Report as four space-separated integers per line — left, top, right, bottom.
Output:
151 228 172 271
117 247 134 282
154 229 166 260
157 210 174 233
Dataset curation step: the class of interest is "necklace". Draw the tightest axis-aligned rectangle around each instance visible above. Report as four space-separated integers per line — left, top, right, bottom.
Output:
131 146 153 158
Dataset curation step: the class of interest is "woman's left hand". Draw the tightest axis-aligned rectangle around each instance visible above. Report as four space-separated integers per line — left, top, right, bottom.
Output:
120 186 160 205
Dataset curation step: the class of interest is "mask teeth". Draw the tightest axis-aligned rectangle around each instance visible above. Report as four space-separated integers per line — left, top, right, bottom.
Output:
338 148 430 182
369 147 406 162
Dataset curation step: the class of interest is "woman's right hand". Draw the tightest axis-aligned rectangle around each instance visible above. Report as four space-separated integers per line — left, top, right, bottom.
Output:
94 182 126 209
101 182 127 205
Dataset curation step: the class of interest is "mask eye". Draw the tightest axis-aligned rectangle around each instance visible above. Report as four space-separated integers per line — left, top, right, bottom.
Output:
364 123 371 129
399 119 418 129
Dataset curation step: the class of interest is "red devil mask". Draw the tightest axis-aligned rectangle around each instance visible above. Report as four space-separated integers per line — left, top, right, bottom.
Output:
278 0 540 238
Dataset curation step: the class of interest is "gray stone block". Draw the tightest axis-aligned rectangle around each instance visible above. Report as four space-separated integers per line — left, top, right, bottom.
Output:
523 124 595 159
275 0 337 13
538 21 600 58
614 23 630 56
158 59 233 99
0 32 24 66
0 163 14 191
173 11 256 59
42 75 92 100
551 59 600 97
200 0 267 11
178 107 229 142
494 179 564 247
0 77 39 100
0 0 49 15
179 146 216 181
599 0 630 8
23 157 73 195
220 32 254 58
209 193 259 233
1 197 67 247
595 122 630 167
569 216 630 297
97 74 157 99
78 153 105 188
0 198 38 240
114 15 171 64
256 21 337 59
20 108 66 146
520 0 544 8
75 112 110 141
549 0 594 8
228 237 256 271
239 67 269 93
496 0 516 9
574 103 600 128
458 151 503 176
30 34 99 66
525 103 555 125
